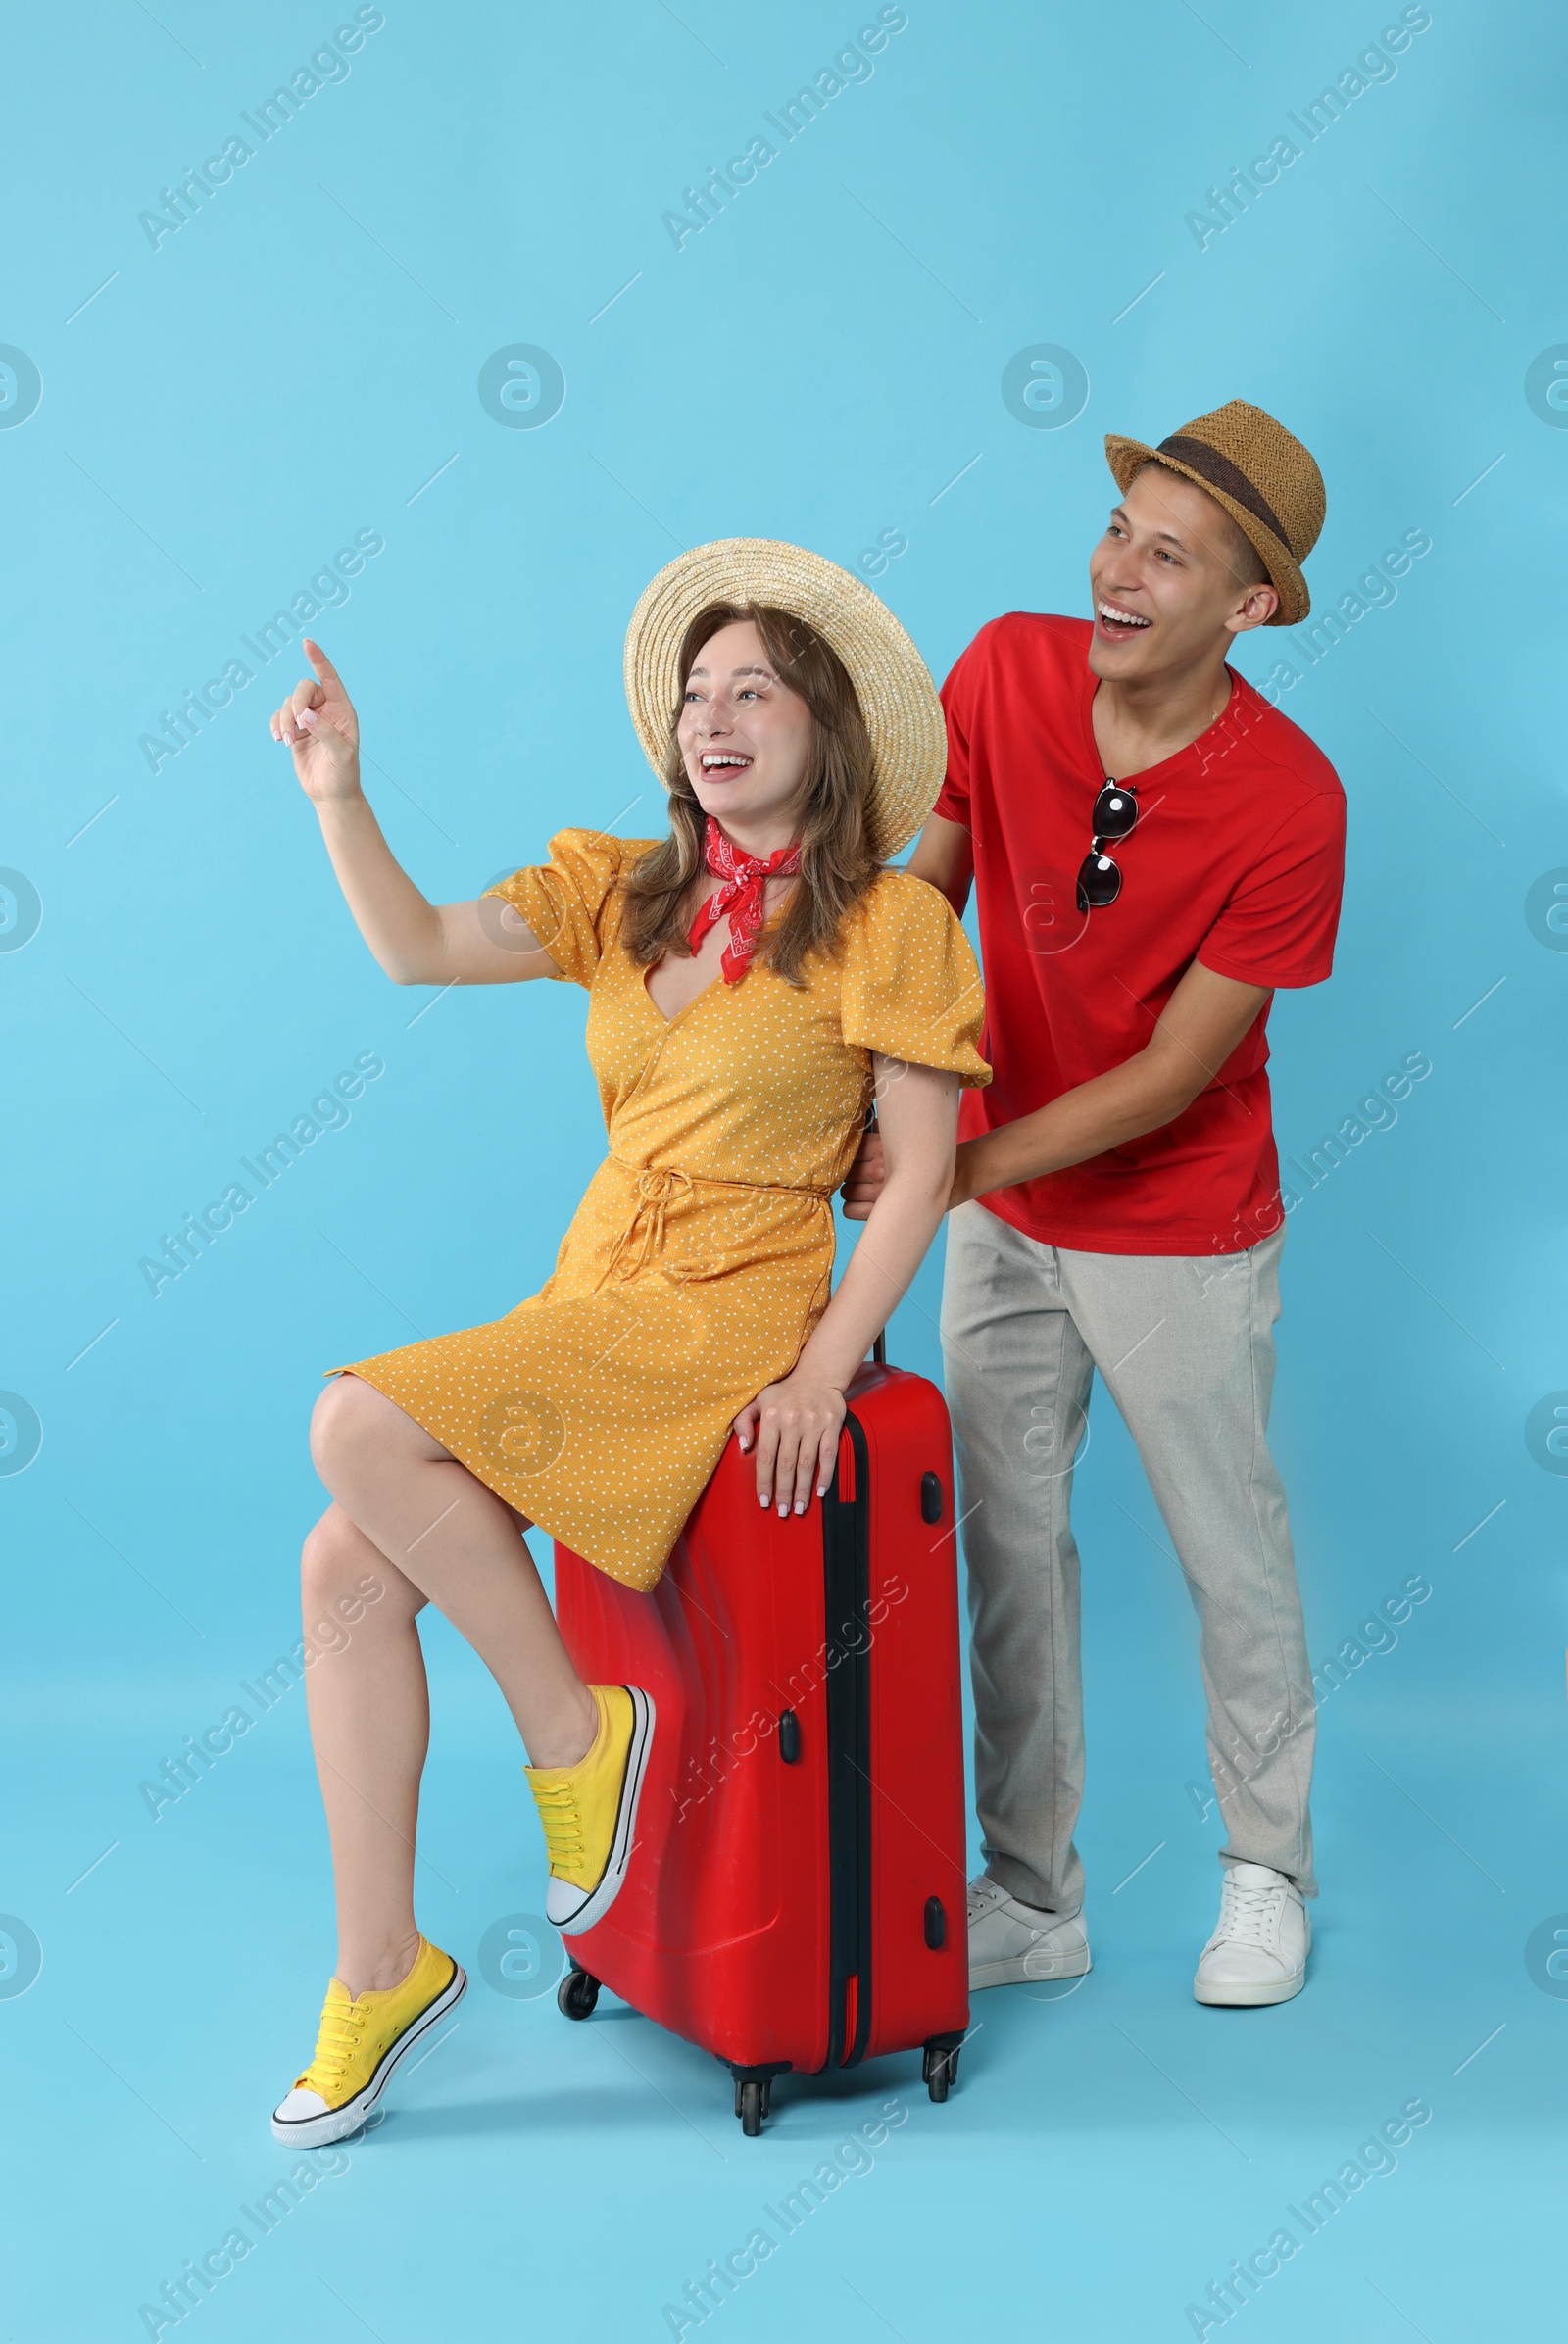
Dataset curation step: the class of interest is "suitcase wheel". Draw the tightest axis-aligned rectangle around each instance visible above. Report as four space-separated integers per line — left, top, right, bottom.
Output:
922 2038 961 2102
729 2071 779 2133
737 2078 768 2136
558 1964 600 2021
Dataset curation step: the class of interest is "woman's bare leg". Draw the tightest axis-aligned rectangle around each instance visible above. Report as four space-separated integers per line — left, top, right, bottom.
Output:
301 1502 434 1996
311 1373 598 1772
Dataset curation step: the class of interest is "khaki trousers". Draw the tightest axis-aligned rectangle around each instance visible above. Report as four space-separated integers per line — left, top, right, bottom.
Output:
940 1200 1317 1914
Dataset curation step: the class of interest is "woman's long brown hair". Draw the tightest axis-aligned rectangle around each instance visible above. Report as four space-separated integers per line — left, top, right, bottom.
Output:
621 602 881 986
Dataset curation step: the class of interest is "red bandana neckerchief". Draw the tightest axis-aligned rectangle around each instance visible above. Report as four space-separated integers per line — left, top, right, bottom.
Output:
686 815 802 984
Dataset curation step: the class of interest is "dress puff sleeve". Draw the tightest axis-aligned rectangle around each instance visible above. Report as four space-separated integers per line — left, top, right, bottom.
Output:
839 872 991 1087
480 829 660 987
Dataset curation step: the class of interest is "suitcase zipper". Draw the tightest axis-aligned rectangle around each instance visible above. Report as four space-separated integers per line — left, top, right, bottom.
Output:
822 1409 874 2069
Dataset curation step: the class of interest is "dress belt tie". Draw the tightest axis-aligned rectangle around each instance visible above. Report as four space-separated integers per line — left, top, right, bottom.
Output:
597 1159 834 1290
599 1167 695 1288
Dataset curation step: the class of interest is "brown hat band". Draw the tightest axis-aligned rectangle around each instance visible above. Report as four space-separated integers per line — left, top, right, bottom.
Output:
1155 433 1291 552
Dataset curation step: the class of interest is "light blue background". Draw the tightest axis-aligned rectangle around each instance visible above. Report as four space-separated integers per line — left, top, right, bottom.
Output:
2 3 1563 2338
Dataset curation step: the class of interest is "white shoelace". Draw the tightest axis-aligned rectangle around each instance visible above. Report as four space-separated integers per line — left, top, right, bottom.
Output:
1215 1877 1286 1945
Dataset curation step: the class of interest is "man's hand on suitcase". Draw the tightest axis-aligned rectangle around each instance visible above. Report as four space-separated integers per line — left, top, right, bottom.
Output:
733 1373 847 1516
838 1125 885 1220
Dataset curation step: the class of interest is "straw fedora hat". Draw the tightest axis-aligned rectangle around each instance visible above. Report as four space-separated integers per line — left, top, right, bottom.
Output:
623 538 947 856
1103 399 1324 626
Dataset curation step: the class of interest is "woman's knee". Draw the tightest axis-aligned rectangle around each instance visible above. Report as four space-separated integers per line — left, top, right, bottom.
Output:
311 1371 446 1492
302 1504 369 1601
301 1506 416 1630
311 1372 387 1486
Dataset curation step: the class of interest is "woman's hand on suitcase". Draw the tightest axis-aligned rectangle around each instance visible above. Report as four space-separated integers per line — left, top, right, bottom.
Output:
733 1373 847 1516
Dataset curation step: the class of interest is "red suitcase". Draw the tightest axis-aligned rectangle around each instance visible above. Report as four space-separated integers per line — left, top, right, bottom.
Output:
552 1353 970 2136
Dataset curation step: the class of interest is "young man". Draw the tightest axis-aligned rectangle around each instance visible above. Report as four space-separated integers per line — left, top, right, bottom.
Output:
846 400 1345 2005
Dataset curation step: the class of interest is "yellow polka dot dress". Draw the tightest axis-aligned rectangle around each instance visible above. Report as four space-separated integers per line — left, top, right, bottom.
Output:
338 831 990 1590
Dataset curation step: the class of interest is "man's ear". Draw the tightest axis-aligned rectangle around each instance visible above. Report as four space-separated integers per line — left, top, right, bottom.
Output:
1227 582 1280 636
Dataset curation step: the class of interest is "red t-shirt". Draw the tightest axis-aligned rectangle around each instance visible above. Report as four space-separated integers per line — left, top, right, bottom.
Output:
935 613 1346 1256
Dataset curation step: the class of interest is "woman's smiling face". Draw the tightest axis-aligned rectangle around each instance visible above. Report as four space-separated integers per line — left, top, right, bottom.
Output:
677 620 815 836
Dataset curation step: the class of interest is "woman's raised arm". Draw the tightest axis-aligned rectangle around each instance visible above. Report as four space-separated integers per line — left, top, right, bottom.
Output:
270 639 560 987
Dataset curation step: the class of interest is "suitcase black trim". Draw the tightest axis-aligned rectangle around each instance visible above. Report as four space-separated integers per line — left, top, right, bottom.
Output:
822 1406 874 2070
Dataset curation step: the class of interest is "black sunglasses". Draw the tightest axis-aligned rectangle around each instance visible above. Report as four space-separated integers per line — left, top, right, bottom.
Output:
1076 780 1139 912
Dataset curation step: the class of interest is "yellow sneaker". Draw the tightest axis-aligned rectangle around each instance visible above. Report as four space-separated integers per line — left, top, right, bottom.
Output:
525 1684 655 1934
270 1935 466 2147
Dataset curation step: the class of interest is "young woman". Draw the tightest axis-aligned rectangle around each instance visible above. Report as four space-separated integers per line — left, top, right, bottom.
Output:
266 538 988 2145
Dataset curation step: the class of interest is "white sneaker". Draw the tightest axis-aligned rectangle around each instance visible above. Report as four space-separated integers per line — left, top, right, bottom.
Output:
967 1874 1091 1990
1193 1861 1309 2006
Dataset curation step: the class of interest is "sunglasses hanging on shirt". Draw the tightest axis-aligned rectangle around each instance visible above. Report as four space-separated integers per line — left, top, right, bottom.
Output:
1076 780 1139 912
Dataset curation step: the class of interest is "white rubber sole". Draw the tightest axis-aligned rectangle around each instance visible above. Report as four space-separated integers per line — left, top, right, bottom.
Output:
553 1685 656 1938
1194 1963 1306 2007
971 1944 1093 1990
270 1959 466 2148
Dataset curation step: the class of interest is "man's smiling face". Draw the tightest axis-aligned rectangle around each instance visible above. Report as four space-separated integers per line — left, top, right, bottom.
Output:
1088 464 1279 683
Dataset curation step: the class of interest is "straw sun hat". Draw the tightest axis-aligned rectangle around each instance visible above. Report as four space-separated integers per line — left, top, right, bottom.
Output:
1103 398 1325 626
623 538 947 857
